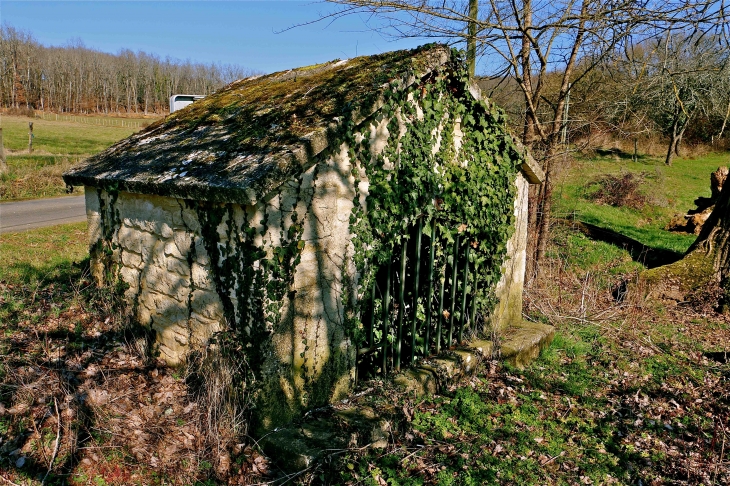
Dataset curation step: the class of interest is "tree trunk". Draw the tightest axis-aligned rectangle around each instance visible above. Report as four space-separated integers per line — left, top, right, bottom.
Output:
674 124 688 157
466 0 478 78
640 174 730 305
525 183 540 285
535 163 553 270
665 110 689 166
665 137 677 166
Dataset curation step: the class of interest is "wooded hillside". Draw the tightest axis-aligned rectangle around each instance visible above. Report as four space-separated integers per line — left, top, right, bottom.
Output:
0 25 259 115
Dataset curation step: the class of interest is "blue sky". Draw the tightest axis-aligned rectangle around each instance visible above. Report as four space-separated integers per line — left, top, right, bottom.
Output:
0 1 436 73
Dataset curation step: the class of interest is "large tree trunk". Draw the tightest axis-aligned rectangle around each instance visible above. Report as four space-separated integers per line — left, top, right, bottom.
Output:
535 160 554 269
466 0 478 78
641 176 730 304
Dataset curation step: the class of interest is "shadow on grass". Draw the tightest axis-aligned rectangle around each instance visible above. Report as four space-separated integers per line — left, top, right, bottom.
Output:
555 219 683 269
593 148 655 162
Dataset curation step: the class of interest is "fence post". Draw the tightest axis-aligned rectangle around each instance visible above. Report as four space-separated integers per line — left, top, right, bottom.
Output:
458 242 471 343
28 122 34 153
470 259 479 333
368 278 376 348
424 219 437 355
0 128 7 175
381 261 392 376
436 265 446 354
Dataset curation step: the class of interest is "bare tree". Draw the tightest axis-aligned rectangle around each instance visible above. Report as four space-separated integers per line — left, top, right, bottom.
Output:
0 24 261 115
628 34 729 165
317 1 728 276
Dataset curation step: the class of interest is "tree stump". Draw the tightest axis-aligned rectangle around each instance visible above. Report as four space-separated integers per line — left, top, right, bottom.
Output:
666 166 728 235
642 166 730 306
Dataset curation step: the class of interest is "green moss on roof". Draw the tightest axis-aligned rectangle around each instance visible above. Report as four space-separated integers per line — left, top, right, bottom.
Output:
62 44 454 204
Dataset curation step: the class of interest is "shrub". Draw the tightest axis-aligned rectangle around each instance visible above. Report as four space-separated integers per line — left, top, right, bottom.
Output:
585 172 647 209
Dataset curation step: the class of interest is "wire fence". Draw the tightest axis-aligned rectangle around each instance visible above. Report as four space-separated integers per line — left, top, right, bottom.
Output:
34 112 161 129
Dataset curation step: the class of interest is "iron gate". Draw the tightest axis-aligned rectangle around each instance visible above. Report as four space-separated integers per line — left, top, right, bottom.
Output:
356 217 486 379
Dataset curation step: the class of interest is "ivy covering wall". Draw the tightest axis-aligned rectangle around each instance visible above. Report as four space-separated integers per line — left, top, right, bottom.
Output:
81 46 526 431
345 48 522 348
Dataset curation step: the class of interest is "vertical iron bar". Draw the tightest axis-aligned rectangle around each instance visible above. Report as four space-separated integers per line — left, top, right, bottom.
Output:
458 242 471 344
395 241 408 371
470 259 479 334
424 219 437 356
368 276 376 347
381 260 392 377
448 235 460 348
410 218 423 365
436 265 446 354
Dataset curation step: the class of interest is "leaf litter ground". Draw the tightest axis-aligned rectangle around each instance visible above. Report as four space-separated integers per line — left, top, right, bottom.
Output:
1 225 729 485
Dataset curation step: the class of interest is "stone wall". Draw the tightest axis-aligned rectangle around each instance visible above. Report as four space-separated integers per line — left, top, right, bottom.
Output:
84 140 361 430
492 171 530 332
85 186 225 363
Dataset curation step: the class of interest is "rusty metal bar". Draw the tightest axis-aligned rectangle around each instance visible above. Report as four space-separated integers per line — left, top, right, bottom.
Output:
424 219 436 356
381 260 392 376
470 257 479 334
369 276 376 347
458 242 471 344
436 264 446 354
448 234 460 347
410 218 423 365
395 241 408 371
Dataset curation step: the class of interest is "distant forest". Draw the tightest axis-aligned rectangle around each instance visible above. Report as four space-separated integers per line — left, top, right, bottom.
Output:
0 25 260 115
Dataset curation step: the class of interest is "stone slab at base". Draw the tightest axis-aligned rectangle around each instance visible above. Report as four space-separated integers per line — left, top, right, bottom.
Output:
499 321 555 369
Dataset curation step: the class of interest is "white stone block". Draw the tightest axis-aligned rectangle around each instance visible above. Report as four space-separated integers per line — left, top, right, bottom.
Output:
119 266 140 292
191 262 215 290
193 237 210 266
164 240 185 260
190 289 224 321
84 187 102 244
121 250 143 270
160 223 174 239
181 208 201 233
167 257 191 277
143 265 190 302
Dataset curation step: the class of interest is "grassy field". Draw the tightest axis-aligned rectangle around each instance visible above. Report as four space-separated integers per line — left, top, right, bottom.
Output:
328 224 730 485
1 114 150 201
553 151 730 254
0 221 88 284
1 114 144 154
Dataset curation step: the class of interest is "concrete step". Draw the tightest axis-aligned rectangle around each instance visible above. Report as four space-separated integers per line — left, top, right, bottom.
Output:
499 321 556 368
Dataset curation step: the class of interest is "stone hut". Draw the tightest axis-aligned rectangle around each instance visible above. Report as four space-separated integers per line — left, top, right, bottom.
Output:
63 45 543 431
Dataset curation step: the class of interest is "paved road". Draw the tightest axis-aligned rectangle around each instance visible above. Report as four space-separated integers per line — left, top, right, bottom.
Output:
0 195 86 234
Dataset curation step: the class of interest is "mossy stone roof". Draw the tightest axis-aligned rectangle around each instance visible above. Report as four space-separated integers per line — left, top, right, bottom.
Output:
63 44 454 204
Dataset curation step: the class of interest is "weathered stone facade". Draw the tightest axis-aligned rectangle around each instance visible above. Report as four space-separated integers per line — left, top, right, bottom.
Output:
493 171 530 332
84 141 362 429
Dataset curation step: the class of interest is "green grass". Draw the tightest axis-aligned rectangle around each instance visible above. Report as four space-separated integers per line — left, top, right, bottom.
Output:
333 223 730 485
554 151 730 254
0 221 88 284
1 114 142 155
0 155 86 200
1 114 149 200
